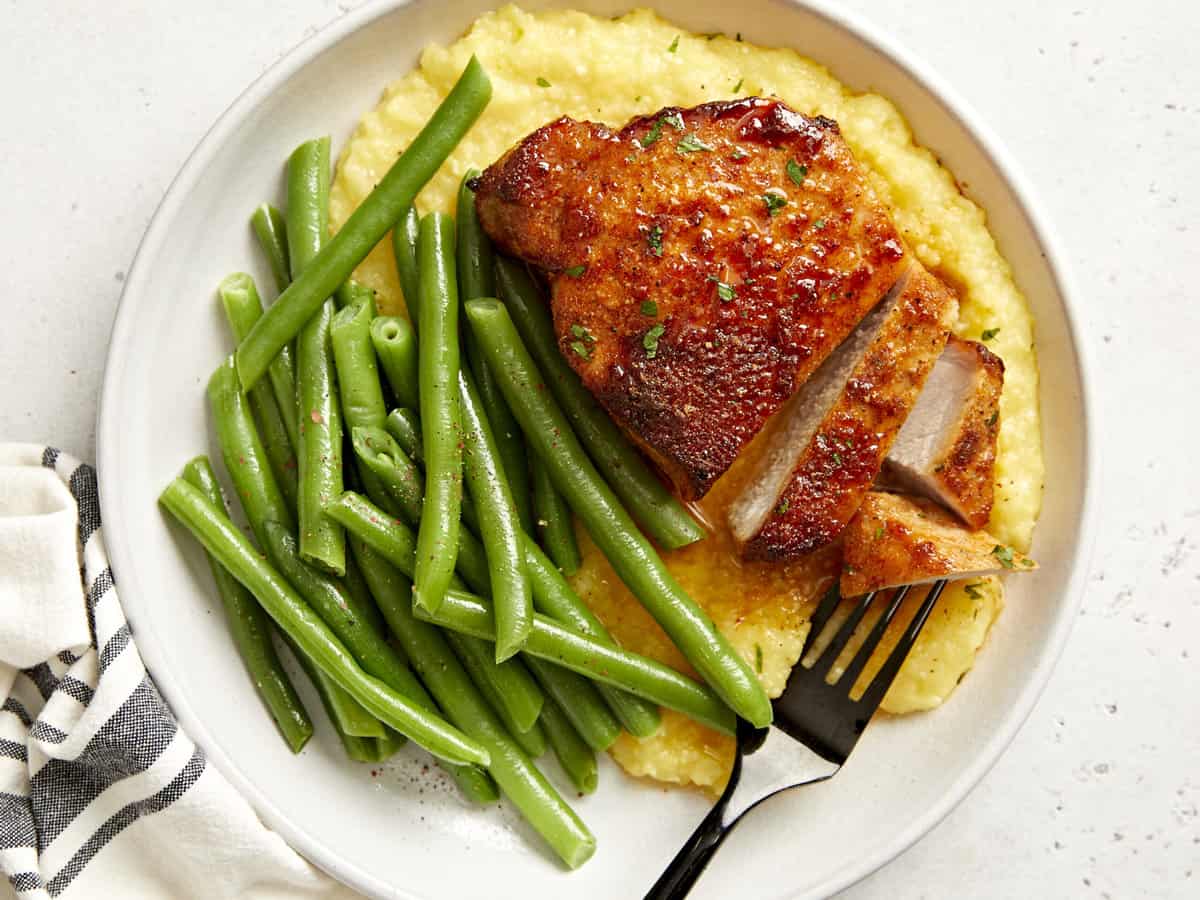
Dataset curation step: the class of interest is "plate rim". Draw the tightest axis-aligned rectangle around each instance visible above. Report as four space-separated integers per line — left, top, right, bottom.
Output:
96 1 1099 897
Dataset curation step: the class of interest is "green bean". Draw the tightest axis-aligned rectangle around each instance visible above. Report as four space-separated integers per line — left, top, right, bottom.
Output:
207 356 294 548
355 548 594 868
385 408 423 466
331 298 399 516
459 366 531 660
217 274 299 509
392 205 422 327
241 218 302 452
181 457 311 752
417 589 735 736
449 629 548 758
351 538 499 804
531 456 580 576
464 298 771 727
539 696 597 795
250 203 291 294
236 59 491 389
282 634 384 739
494 259 705 549
524 657 619 752
340 551 388 647
413 212 463 611
328 491 486 597
295 300 345 575
371 316 420 411
287 137 346 575
351 427 424 525
444 629 543 734
286 137 331 280
519 539 661 739
456 172 534 535
159 479 488 766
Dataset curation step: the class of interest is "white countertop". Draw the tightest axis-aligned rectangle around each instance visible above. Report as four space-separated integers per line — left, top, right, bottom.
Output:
3 1 1196 897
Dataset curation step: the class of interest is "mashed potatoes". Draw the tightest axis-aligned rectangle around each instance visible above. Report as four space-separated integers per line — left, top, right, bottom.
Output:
330 6 1043 791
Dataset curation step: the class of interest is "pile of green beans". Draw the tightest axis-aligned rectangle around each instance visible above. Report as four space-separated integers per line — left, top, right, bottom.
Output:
162 53 782 870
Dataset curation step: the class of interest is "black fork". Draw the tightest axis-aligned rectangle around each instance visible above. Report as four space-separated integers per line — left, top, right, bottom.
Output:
646 579 950 900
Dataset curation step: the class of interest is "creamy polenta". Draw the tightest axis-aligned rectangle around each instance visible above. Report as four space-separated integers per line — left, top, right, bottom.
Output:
330 6 1044 791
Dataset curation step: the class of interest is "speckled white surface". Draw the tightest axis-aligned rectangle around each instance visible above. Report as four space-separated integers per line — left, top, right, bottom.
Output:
1 1 1196 897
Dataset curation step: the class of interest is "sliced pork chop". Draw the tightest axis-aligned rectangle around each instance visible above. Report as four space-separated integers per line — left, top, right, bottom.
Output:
475 98 910 499
729 265 957 560
880 336 1003 528
840 491 1035 597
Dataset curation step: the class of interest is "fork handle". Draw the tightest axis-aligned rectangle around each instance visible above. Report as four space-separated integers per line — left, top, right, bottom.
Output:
644 752 743 900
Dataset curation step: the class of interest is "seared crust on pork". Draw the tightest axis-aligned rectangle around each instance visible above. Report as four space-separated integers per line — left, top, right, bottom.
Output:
475 98 909 498
840 492 1035 596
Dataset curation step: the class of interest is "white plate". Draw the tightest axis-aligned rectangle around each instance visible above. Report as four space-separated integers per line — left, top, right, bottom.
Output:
96 1 1096 897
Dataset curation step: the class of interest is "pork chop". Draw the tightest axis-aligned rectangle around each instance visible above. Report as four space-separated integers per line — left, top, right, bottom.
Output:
728 264 957 560
474 98 909 499
840 491 1035 597
880 336 1004 528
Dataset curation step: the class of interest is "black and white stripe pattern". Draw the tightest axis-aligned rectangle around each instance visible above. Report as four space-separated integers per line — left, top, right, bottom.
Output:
0 449 206 898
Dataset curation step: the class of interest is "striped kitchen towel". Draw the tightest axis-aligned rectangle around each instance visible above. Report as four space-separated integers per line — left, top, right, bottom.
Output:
0 445 348 899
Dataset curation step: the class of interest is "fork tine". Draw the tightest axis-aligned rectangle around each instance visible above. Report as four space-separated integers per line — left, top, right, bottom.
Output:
857 580 949 714
812 591 877 679
800 583 843 660
838 584 913 694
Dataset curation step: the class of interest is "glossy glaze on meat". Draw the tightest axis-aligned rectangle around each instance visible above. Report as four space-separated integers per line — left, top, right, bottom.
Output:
881 337 1004 528
840 492 1035 597
475 98 909 499
729 265 957 560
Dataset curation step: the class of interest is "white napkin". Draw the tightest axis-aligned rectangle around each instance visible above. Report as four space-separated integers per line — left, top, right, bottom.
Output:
0 444 352 900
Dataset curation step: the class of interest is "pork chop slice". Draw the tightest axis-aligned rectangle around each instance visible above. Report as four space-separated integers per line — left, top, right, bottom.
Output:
880 336 1004 529
840 491 1035 597
474 98 909 499
728 265 957 560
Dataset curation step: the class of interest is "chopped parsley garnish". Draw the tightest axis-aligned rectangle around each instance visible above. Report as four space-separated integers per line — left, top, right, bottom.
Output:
668 34 680 52
639 112 685 148
786 159 807 185
536 77 551 88
707 275 736 302
647 225 664 257
643 323 666 358
832 451 843 467
986 410 999 427
981 327 1000 341
1023 558 1036 568
763 190 787 216
813 218 826 230
992 545 1015 569
733 77 744 93
754 644 763 673
775 499 790 516
730 146 750 161
874 525 885 540
564 264 587 278
569 323 595 359
964 582 985 600
640 299 658 317
676 133 714 154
